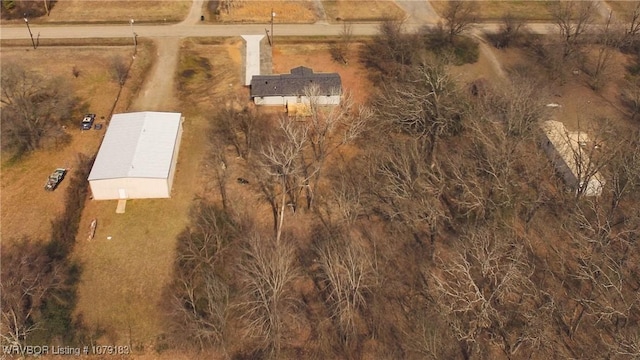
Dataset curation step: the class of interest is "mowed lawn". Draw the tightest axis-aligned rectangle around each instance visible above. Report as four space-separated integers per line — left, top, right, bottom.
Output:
73 40 243 347
0 45 147 242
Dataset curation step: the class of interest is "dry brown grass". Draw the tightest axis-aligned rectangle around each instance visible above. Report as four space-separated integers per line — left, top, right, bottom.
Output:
36 0 191 23
322 0 405 22
272 42 374 104
213 1 317 23
0 44 149 242
607 1 640 18
430 0 555 21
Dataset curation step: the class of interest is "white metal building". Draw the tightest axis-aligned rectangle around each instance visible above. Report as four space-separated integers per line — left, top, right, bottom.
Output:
250 66 342 106
541 120 605 197
88 112 184 200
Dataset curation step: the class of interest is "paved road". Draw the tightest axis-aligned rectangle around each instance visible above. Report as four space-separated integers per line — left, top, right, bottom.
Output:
0 21 561 40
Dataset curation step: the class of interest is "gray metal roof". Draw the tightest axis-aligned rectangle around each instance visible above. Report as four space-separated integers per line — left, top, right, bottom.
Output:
88 112 182 181
250 66 341 97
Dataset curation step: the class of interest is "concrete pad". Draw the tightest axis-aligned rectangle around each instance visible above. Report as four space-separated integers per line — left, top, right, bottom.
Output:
116 199 127 214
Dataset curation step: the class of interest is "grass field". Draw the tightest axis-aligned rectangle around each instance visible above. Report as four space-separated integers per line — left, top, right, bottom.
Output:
430 1 555 21
211 1 318 23
322 0 405 22
0 44 150 243
15 0 191 24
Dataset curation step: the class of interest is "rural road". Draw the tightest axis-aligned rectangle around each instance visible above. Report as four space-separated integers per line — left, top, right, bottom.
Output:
0 0 558 113
0 18 558 41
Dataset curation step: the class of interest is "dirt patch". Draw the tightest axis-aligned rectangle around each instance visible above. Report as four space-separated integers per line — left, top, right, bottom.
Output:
490 46 632 132
273 42 374 104
0 44 149 242
130 38 180 112
322 0 405 22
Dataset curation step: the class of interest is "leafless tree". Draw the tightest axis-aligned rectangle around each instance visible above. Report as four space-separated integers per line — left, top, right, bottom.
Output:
315 230 378 346
1 63 78 156
0 239 64 347
373 61 464 166
371 138 448 247
256 119 307 241
330 21 353 64
168 202 235 351
441 1 478 43
296 85 371 210
587 11 623 91
430 227 552 358
236 235 301 358
492 12 526 49
567 120 622 199
550 0 599 58
111 55 130 86
622 1 640 46
360 19 422 81
621 77 640 122
214 101 265 160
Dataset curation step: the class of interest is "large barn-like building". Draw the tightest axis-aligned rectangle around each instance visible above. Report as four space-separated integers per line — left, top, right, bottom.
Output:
88 111 183 200
250 66 341 106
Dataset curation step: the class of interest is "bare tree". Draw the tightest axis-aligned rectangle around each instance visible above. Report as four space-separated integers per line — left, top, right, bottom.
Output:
297 85 371 210
373 61 464 166
256 119 307 241
430 227 553 358
111 55 130 86
330 21 354 64
360 19 422 81
550 0 599 58
167 202 235 351
1 63 78 156
1 239 64 347
622 77 640 122
492 12 526 49
236 235 301 358
371 138 448 247
588 11 623 91
214 101 265 160
623 1 640 44
441 1 478 43
315 230 378 346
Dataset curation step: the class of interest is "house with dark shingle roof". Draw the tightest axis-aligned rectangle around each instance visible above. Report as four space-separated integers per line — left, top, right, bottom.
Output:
250 66 342 106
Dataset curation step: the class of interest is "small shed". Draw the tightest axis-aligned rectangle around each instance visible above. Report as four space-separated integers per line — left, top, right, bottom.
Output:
541 120 604 197
88 111 184 200
250 66 342 106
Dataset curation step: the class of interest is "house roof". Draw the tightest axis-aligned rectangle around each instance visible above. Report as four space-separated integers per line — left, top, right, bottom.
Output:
88 112 182 181
250 66 341 97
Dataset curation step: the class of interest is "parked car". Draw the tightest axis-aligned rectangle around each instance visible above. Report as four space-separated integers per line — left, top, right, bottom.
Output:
81 113 96 130
44 168 67 191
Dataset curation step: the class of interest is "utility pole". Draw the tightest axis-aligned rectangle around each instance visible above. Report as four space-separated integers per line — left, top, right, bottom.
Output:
23 14 36 49
270 9 275 48
129 19 137 55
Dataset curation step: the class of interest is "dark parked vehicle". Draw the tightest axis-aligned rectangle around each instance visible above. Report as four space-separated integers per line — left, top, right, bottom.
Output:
45 168 67 191
81 113 96 130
